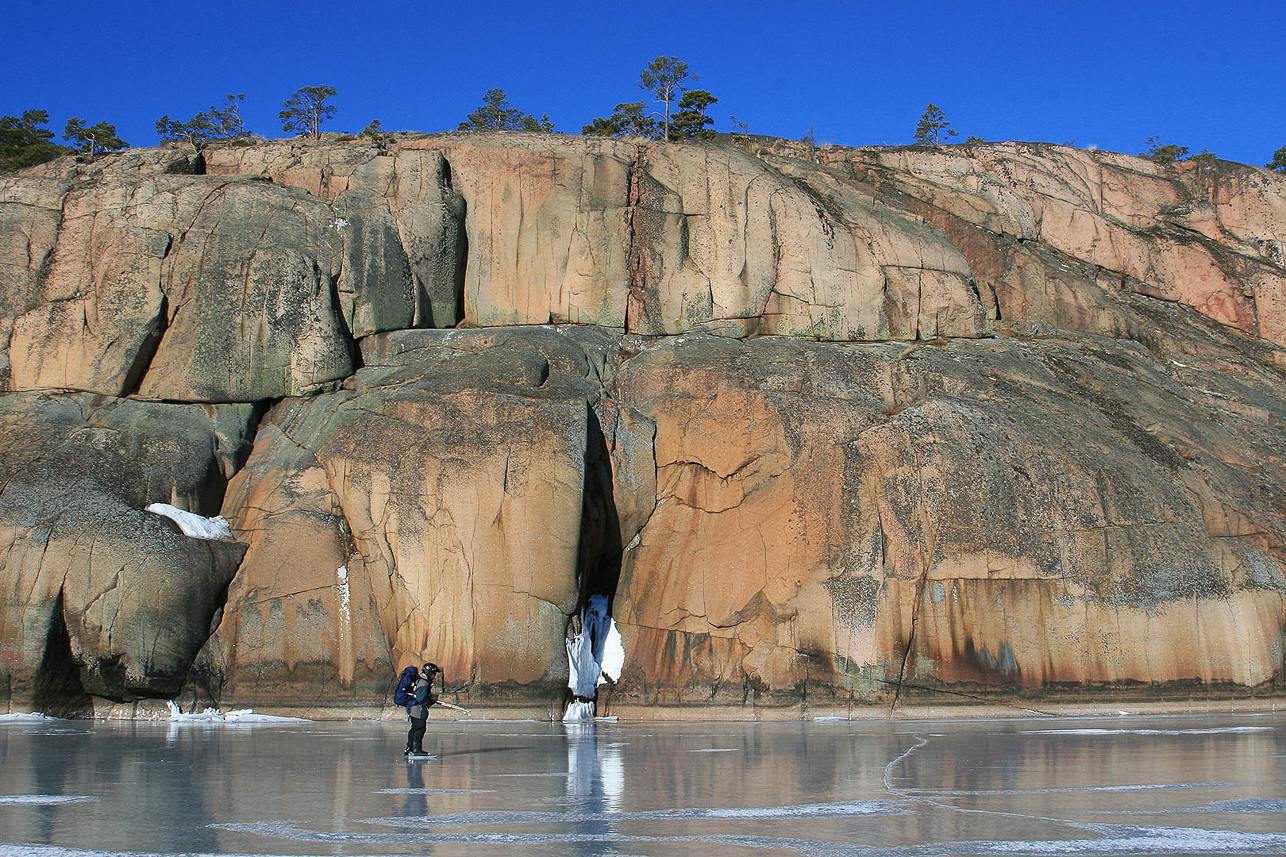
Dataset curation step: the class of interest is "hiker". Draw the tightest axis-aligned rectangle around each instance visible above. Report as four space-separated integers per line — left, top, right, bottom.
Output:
402 662 440 756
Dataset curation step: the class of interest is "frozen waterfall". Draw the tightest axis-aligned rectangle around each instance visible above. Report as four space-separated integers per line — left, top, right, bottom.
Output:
563 594 624 720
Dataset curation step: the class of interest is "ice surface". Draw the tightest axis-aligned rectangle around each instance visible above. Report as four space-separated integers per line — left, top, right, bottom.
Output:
0 796 95 805
144 503 232 540
1 713 1283 856
1025 727 1274 736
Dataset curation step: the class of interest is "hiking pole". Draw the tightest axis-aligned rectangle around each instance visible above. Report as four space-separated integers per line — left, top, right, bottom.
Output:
436 700 471 714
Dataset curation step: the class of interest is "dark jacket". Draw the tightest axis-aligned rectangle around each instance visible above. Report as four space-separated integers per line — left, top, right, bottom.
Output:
406 674 437 720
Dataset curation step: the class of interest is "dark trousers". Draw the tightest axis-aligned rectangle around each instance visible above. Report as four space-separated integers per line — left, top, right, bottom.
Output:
407 716 427 752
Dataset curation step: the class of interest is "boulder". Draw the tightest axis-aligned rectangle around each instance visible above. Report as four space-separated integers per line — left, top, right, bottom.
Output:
0 393 252 711
135 179 353 401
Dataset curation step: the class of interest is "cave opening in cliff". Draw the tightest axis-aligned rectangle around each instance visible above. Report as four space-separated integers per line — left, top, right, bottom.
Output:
564 407 626 718
32 590 93 718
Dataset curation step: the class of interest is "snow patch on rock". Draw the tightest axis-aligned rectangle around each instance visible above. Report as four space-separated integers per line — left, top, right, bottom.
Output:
145 503 233 540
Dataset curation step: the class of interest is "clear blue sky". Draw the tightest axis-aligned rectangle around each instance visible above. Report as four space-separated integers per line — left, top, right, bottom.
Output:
5 0 1284 166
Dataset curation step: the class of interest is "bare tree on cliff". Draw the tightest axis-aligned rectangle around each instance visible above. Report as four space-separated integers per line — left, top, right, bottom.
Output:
63 118 128 161
280 86 337 139
638 56 693 141
913 104 957 146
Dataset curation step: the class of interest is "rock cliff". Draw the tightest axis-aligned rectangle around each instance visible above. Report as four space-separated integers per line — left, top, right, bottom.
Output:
2 132 1285 717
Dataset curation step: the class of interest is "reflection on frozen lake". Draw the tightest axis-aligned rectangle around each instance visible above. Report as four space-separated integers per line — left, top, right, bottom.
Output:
1 712 1284 855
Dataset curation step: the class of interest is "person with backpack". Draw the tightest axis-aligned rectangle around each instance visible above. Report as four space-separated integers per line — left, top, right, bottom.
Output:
395 662 440 757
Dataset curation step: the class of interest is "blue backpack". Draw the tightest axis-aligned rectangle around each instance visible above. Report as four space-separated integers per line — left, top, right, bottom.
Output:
393 665 419 706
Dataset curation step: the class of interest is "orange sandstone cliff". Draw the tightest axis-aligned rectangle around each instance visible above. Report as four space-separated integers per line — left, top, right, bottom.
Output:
1 133 1284 717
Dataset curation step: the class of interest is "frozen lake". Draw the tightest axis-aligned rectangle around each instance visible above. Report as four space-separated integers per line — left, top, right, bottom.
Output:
2 711 1285 856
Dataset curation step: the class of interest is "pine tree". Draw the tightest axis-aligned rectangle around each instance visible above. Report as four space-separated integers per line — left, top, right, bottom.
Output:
638 56 692 141
458 89 553 132
209 94 250 138
669 90 718 140
1268 145 1286 172
582 103 657 138
280 86 337 139
156 112 218 150
913 104 958 146
157 95 252 151
0 110 72 172
63 118 128 161
1139 136 1190 165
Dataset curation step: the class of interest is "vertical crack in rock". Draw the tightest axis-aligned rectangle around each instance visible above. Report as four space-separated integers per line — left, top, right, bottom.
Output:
118 292 169 398
32 589 93 718
324 252 363 373
890 494 939 716
564 403 626 717
624 144 650 334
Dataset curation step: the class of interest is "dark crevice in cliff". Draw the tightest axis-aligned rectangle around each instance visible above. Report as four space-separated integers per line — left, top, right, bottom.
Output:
325 260 363 374
452 217 468 327
164 151 206 175
576 406 623 613
563 403 625 713
623 144 650 335
117 292 169 399
33 590 94 718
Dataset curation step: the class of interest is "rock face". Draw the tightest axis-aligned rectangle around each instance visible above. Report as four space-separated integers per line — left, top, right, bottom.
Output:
613 310 1286 705
0 393 251 712
2 133 1286 717
192 325 650 711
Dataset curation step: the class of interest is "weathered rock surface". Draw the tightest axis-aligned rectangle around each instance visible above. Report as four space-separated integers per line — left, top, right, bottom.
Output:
800 143 1286 350
204 141 466 327
612 300 1286 706
1 150 460 402
2 133 1286 716
0 394 251 711
191 325 654 713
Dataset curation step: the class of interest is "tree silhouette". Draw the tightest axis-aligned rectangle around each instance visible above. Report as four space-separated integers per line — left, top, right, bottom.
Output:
638 56 692 141
280 86 337 138
63 118 128 161
0 110 72 172
913 104 957 146
670 89 718 140
1268 145 1286 172
1139 136 1189 165
459 89 553 132
582 103 657 138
